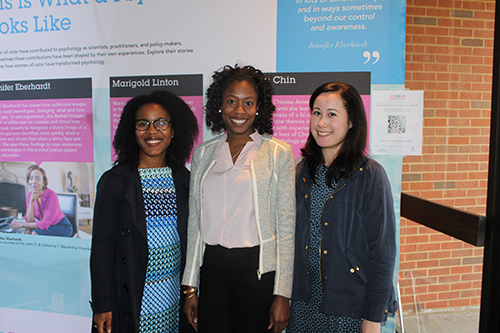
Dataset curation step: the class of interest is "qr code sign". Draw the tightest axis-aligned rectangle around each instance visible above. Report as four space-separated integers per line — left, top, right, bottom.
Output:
387 115 407 134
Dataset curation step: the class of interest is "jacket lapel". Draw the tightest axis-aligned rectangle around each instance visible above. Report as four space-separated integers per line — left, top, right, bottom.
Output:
122 168 147 241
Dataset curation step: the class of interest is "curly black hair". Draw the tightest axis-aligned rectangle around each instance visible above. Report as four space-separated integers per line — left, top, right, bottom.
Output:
205 64 275 135
113 90 199 168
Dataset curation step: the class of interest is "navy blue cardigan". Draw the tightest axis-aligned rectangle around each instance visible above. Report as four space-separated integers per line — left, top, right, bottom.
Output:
292 157 397 322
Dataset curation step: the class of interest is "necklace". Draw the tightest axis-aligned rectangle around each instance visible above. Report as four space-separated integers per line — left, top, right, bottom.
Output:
231 147 244 161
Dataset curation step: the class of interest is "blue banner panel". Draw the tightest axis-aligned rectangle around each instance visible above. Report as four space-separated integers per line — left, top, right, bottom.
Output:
277 0 406 85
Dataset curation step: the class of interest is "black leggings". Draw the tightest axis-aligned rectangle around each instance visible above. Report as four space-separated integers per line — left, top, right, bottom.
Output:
198 245 275 333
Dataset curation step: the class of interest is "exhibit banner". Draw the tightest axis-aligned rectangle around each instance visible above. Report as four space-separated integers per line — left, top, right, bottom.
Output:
109 74 204 159
0 0 406 332
276 0 406 83
270 71 371 158
0 78 93 163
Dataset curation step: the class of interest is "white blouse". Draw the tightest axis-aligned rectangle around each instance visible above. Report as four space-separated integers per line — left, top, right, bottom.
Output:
202 131 262 248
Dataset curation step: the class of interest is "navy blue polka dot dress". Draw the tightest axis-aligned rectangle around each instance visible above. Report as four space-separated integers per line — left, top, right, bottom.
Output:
288 165 363 333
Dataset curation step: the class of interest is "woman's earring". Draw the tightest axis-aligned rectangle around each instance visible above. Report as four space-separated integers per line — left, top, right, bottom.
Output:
218 109 222 113
256 112 259 116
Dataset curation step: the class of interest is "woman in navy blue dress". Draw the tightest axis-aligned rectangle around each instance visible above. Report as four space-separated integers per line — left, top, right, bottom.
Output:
289 82 397 333
91 90 198 333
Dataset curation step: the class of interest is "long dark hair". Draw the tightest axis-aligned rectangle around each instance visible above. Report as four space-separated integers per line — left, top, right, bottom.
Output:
205 64 275 135
301 82 367 186
113 90 199 168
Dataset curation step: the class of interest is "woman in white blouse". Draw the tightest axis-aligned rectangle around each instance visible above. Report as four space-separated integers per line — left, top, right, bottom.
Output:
182 64 295 333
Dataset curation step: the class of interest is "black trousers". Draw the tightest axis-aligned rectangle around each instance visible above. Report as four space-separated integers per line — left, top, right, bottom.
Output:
198 245 275 333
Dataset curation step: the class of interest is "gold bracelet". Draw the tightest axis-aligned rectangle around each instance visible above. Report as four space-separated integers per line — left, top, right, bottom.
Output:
185 292 197 299
183 286 198 295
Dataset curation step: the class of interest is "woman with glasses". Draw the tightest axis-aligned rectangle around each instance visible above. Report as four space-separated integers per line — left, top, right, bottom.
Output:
90 90 198 333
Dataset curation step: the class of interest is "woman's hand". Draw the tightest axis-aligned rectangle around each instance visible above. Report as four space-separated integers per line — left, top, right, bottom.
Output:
10 220 23 229
360 319 381 333
268 295 290 333
184 293 199 332
26 189 42 223
30 189 42 202
93 312 112 333
10 220 36 231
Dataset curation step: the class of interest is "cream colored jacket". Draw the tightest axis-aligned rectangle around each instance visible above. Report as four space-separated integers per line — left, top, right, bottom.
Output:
181 133 296 297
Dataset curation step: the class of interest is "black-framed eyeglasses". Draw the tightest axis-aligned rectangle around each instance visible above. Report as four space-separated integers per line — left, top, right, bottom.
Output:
134 118 171 131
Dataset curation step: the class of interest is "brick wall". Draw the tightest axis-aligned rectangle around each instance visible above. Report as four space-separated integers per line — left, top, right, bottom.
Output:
400 0 494 312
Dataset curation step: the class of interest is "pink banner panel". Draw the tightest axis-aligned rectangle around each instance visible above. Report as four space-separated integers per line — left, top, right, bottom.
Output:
0 98 93 164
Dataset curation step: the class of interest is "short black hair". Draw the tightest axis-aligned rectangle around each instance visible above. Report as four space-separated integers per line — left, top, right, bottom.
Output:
205 64 275 134
113 90 199 167
26 164 48 190
302 82 367 186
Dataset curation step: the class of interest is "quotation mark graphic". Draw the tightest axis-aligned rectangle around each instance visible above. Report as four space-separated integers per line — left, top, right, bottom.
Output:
363 51 380 64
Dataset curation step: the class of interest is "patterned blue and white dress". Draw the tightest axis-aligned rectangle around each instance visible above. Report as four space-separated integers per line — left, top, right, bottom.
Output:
138 167 181 333
288 165 363 333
